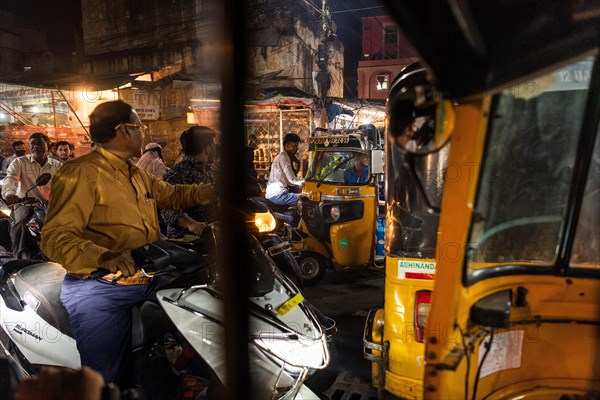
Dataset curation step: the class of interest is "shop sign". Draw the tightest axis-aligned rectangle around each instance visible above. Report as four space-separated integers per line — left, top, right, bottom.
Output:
397 260 436 278
119 89 161 120
309 136 350 146
0 87 53 102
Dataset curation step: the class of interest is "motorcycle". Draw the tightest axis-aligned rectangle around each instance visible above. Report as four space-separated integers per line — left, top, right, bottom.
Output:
0 223 330 399
0 173 51 260
246 197 303 288
249 196 330 287
246 197 340 394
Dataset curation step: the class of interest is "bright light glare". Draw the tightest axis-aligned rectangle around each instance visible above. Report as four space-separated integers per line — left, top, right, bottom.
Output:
254 212 276 232
253 336 325 370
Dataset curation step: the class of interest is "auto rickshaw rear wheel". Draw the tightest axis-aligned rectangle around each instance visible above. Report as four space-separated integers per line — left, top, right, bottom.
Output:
298 252 327 286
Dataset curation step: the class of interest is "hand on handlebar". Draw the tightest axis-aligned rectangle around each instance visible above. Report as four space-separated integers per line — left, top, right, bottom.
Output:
2 195 39 207
98 251 136 278
186 220 207 236
3 194 22 206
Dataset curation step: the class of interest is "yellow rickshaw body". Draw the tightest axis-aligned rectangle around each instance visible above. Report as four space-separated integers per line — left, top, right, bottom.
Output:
298 132 382 269
375 255 436 400
300 179 378 266
422 66 600 398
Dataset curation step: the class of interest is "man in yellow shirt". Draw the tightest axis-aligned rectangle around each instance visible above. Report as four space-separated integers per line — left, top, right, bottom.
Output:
41 100 213 385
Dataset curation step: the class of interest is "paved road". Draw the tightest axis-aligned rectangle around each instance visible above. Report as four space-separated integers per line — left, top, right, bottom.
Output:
303 265 385 400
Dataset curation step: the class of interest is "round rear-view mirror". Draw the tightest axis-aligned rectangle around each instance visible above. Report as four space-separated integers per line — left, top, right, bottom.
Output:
386 64 454 154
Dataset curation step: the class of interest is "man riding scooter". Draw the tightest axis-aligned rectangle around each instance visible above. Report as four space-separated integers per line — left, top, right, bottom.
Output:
265 133 305 207
1 133 62 259
40 100 214 392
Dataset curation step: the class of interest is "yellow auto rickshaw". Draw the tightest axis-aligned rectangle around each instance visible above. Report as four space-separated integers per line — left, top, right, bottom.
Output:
366 1 599 399
294 127 385 286
363 62 452 399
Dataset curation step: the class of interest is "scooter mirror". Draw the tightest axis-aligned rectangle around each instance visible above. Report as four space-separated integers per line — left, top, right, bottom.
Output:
35 173 52 187
23 173 52 198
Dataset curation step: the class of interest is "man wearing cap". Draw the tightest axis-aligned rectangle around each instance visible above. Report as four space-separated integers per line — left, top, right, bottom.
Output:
136 142 169 180
265 133 304 206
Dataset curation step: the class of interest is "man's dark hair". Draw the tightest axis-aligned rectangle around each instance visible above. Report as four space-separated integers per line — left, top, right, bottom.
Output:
29 132 50 143
89 100 134 144
56 140 70 148
180 125 216 157
283 133 301 146
11 141 24 149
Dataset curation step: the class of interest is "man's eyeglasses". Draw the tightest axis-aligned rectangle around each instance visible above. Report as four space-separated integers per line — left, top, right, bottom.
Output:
115 123 148 132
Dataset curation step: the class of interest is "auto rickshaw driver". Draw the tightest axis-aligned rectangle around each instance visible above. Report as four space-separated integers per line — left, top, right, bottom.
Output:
343 153 369 184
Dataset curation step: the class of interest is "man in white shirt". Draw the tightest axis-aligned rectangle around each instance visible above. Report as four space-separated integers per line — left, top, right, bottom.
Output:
266 133 304 206
2 132 62 258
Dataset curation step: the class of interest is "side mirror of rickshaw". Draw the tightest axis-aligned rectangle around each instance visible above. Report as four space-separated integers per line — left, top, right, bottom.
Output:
386 63 454 155
393 100 454 155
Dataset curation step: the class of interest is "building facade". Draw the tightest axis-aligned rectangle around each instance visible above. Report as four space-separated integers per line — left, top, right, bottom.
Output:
246 0 344 99
357 15 418 100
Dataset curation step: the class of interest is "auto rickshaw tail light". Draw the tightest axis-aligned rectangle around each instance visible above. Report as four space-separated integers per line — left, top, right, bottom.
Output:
415 290 431 343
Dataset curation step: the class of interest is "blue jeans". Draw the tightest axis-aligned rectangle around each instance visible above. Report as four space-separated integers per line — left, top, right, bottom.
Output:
267 192 299 207
60 276 155 383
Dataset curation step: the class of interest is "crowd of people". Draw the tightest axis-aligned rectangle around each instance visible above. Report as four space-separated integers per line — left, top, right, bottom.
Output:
0 99 311 398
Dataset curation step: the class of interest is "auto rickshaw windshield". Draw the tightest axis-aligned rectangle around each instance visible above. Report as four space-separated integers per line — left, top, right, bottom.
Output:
466 56 599 278
306 149 371 185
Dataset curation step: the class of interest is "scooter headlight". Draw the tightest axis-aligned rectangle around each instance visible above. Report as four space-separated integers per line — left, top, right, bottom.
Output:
252 335 327 371
330 205 340 221
254 211 276 232
0 207 11 217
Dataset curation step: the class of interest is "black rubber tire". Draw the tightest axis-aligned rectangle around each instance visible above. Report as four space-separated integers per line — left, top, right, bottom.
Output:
298 252 327 287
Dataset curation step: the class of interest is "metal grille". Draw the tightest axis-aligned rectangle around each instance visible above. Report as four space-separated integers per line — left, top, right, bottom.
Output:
301 199 327 241
245 108 312 177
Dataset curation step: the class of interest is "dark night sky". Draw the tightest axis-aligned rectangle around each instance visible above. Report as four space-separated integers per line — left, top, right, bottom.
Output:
0 0 387 97
329 0 390 97
0 0 80 53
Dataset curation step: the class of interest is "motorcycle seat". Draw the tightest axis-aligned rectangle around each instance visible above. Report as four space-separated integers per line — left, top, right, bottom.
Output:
253 197 299 225
256 197 295 214
13 262 74 338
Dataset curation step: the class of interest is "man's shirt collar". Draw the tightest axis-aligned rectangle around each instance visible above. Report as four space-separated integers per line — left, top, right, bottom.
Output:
95 146 139 175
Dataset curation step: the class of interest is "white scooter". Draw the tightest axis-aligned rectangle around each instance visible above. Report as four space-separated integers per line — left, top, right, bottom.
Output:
0 226 329 399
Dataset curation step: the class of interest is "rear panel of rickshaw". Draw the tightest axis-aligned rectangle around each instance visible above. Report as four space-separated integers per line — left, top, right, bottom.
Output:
366 65 452 399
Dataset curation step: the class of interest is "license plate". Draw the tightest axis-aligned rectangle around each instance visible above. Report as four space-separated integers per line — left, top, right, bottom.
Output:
267 241 291 257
